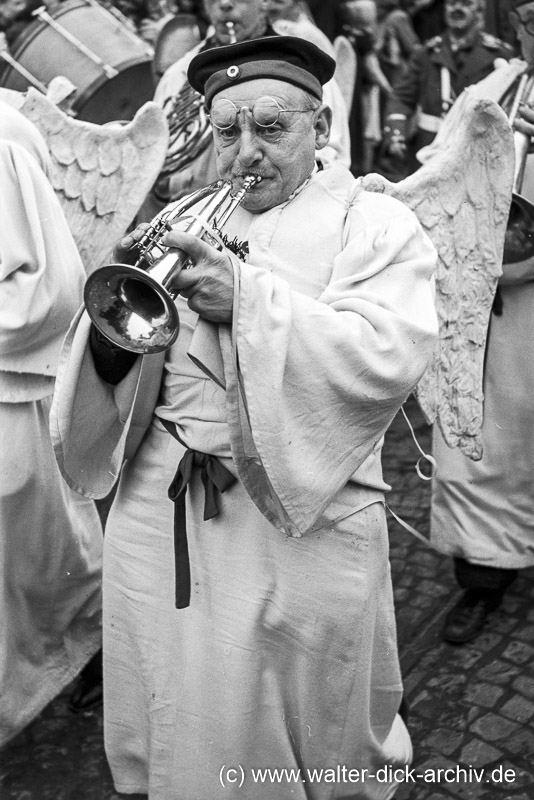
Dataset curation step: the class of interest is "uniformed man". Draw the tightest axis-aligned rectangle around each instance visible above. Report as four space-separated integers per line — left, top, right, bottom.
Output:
382 0 514 171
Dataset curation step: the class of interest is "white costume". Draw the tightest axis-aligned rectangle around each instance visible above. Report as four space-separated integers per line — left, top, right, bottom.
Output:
0 103 103 746
52 164 437 799
422 61 534 568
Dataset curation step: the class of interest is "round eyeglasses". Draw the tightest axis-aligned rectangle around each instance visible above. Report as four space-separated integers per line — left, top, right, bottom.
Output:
208 96 315 130
511 10 534 35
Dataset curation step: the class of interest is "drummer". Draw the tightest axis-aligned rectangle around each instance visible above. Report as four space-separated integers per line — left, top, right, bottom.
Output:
141 0 350 219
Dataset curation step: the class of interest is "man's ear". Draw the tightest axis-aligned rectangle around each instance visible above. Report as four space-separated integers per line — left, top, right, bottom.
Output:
314 105 332 150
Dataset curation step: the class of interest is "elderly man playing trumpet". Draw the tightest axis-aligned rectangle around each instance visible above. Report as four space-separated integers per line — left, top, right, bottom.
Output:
420 0 534 644
52 36 438 800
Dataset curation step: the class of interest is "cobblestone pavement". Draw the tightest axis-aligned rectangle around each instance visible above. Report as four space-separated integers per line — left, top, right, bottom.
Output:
1 397 533 799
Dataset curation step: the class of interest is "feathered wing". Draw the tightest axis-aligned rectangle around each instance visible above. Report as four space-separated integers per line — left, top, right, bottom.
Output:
362 93 515 460
18 88 169 274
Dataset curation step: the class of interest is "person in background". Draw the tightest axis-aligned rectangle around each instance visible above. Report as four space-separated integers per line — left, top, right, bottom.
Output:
343 0 395 174
421 0 534 644
382 0 513 175
376 0 421 85
51 35 438 800
141 0 350 220
0 102 103 746
267 0 336 55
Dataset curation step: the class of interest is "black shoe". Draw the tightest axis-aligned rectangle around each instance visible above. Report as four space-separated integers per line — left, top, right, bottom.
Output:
443 589 502 644
69 649 103 713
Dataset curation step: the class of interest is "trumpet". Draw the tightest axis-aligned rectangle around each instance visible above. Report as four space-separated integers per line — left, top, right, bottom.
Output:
503 70 534 265
84 175 261 354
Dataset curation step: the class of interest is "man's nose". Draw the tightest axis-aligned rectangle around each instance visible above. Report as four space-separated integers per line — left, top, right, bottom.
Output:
218 0 234 10
237 128 263 166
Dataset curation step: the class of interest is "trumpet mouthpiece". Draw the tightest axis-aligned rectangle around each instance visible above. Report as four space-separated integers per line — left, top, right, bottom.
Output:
225 21 237 43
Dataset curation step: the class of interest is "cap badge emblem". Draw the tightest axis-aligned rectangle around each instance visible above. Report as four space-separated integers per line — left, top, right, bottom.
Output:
227 65 240 80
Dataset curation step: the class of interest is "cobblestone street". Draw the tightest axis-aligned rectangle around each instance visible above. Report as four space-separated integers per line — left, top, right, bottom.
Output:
1 396 533 799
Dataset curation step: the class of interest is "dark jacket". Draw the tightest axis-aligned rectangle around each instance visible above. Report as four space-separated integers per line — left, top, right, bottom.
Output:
384 30 514 150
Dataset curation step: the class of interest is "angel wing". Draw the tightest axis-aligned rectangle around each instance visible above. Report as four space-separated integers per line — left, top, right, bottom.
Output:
362 93 515 460
17 88 169 274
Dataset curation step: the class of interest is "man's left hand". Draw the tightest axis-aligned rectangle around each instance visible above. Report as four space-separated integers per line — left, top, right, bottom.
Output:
514 102 534 138
162 231 235 323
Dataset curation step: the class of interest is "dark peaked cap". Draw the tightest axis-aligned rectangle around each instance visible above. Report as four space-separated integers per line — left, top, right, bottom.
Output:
187 36 336 108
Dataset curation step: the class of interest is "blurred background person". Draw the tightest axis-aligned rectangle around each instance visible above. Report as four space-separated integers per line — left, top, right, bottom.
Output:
267 0 336 55
376 0 420 86
0 102 103 746
343 0 395 174
382 0 513 177
142 0 350 219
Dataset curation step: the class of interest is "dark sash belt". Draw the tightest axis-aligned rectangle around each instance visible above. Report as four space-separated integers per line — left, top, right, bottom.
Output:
161 419 237 609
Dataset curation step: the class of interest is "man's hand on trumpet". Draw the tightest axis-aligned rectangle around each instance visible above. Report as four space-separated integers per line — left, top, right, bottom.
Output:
113 226 235 324
162 230 235 324
113 224 151 265
513 101 534 137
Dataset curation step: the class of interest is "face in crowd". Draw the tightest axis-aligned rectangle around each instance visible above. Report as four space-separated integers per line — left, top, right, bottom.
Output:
444 0 483 37
210 77 331 214
511 1 534 63
203 0 270 43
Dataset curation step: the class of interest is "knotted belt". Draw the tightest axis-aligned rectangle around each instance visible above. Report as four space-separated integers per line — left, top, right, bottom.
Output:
161 419 237 609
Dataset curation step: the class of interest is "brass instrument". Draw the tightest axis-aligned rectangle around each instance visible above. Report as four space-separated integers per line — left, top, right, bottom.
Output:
503 71 534 264
84 175 260 354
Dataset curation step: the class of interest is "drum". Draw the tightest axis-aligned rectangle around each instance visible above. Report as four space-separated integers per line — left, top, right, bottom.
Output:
0 0 156 123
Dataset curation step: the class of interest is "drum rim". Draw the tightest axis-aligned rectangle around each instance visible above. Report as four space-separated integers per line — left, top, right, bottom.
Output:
72 57 154 114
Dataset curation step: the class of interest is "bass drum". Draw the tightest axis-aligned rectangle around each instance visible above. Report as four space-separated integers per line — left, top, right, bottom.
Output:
0 0 155 124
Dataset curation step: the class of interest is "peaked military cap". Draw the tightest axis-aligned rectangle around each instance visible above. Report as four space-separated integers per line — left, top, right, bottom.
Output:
187 36 336 108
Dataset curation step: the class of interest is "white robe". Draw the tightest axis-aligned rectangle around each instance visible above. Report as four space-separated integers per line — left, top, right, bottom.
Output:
422 62 534 568
52 164 438 798
0 103 103 746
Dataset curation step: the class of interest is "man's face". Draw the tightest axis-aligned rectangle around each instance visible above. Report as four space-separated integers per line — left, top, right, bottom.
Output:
211 78 330 214
444 0 481 35
203 0 268 42
512 2 534 63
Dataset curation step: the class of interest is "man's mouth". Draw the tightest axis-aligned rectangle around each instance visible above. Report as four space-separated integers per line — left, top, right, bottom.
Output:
237 174 267 186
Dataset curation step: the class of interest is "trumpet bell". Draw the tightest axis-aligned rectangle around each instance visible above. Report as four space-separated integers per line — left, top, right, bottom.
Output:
503 193 534 265
84 263 180 354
